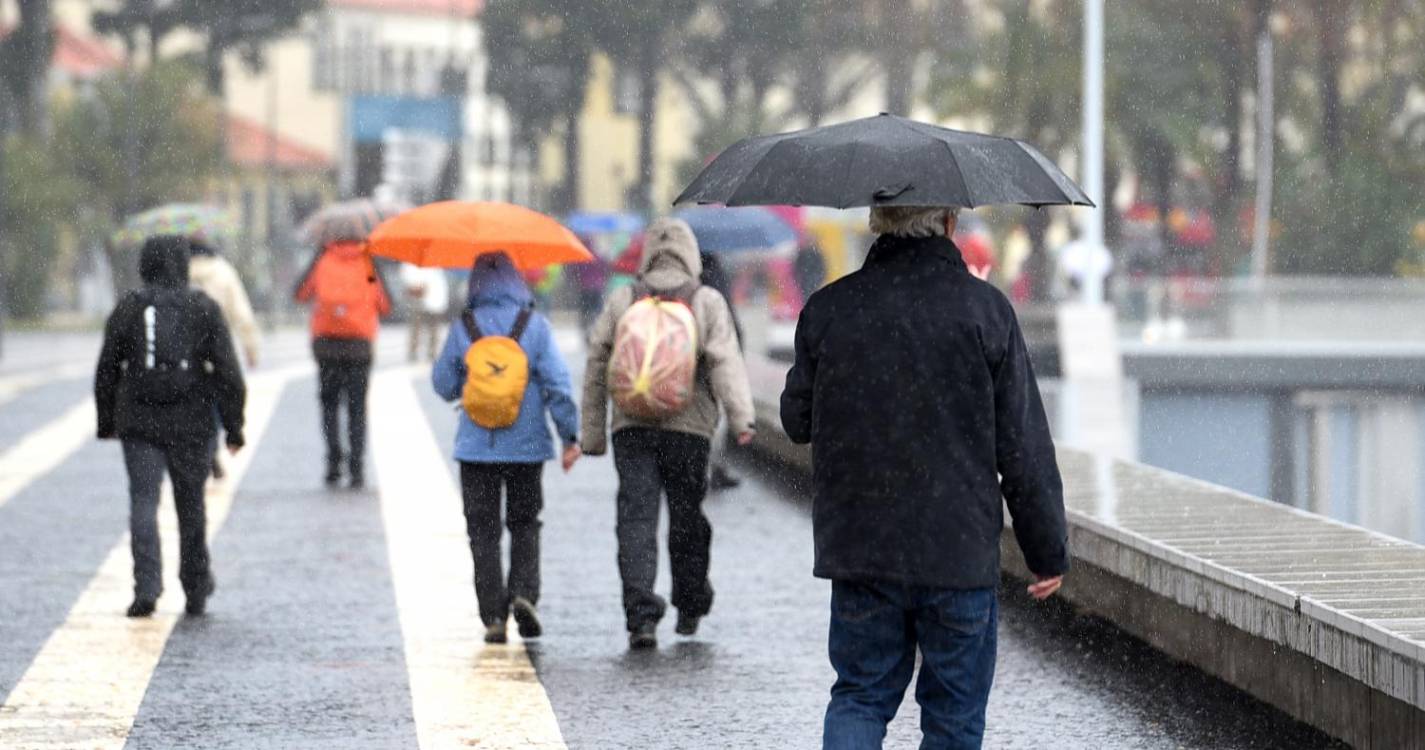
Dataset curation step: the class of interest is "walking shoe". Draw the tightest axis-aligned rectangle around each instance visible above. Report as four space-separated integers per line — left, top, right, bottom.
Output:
348 474 365 490
185 578 216 616
324 466 342 487
675 612 701 636
628 623 657 650
511 597 542 639
484 624 508 644
709 464 741 491
126 599 157 618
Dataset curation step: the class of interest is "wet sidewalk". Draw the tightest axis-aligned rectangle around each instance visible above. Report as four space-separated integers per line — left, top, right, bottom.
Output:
0 328 1341 748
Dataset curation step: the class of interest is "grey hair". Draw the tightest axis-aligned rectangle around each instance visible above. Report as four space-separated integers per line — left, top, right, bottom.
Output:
868 206 959 237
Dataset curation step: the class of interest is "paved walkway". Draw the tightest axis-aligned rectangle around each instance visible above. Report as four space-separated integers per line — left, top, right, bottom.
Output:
0 328 1341 748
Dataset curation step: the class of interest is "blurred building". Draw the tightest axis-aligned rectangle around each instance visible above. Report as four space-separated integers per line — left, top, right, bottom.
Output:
225 0 528 206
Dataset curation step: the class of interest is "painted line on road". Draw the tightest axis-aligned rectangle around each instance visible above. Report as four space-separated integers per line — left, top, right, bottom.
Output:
0 400 97 511
370 367 567 750
0 363 92 408
0 367 300 749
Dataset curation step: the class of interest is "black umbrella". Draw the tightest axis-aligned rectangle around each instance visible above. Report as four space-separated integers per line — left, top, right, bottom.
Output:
675 113 1094 210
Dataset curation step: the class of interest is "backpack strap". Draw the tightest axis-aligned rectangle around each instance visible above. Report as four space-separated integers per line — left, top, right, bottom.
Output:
461 308 483 341
509 305 534 343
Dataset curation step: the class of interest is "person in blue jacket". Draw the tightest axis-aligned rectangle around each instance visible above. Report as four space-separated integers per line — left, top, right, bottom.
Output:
432 251 582 644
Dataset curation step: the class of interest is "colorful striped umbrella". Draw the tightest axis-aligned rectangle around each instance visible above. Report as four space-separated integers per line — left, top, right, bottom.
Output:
300 199 409 247
111 204 239 251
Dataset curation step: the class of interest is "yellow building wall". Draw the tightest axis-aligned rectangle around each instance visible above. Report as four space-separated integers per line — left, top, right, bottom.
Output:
546 53 697 215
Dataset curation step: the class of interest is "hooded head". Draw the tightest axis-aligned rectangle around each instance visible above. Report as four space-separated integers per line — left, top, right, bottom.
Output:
467 251 533 307
639 217 703 291
138 235 192 289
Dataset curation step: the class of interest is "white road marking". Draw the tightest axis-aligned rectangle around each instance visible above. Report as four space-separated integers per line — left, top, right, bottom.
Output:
0 400 97 511
0 363 92 408
370 367 567 750
0 368 296 749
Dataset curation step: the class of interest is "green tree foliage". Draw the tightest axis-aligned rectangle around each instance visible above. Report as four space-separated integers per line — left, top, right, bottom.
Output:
49 62 222 291
92 0 320 96
484 0 595 212
922 0 1425 276
0 137 82 318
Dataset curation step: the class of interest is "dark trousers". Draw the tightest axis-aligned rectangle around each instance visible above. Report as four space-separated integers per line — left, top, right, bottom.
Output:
317 357 371 476
122 438 213 602
612 427 713 631
460 462 544 627
823 581 998 750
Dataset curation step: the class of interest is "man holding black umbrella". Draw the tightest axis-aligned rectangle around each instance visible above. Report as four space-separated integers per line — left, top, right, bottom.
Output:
679 113 1086 748
780 206 1068 748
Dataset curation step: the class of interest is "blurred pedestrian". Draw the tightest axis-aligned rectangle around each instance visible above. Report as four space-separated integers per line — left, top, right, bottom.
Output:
781 206 1069 749
431 252 581 645
582 218 756 650
399 262 450 362
188 241 260 480
700 251 744 491
294 242 391 489
95 235 246 618
572 247 610 335
793 242 827 301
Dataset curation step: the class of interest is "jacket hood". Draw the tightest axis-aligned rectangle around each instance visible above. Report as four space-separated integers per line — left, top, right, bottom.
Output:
467 251 533 307
639 218 702 290
138 235 192 289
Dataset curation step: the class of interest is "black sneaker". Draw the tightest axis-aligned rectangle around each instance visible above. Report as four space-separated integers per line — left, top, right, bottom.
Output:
185 578 215 616
709 465 741 491
484 624 508 644
348 474 365 490
629 623 657 650
511 597 542 639
324 466 342 487
675 612 701 636
126 598 157 618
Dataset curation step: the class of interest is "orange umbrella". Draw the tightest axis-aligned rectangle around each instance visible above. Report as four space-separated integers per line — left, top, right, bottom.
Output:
367 201 594 270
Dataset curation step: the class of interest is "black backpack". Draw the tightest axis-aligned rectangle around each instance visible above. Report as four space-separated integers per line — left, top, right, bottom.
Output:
125 289 203 405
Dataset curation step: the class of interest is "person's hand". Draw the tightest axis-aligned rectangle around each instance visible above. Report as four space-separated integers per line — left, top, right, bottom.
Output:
246 351 259 369
227 444 242 456
561 443 582 472
736 430 756 446
1027 575 1063 600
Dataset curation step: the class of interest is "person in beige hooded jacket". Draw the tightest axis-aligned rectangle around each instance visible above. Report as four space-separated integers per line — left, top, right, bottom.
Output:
188 243 260 367
582 217 755 650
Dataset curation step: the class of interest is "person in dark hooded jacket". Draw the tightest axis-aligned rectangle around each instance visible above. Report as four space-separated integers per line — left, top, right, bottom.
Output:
95 234 246 618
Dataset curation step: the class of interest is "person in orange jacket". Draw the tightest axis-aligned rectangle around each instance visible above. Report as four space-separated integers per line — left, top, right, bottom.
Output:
294 242 392 488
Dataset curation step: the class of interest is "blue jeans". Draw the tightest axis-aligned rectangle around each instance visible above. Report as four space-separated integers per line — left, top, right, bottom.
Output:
823 581 998 750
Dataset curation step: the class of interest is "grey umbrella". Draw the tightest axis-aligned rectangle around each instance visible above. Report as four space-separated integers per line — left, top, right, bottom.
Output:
675 113 1094 210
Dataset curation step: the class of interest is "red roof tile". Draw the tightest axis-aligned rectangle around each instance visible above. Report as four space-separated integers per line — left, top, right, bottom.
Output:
226 115 334 172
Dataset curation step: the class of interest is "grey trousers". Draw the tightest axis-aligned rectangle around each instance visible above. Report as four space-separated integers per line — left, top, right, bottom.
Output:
122 438 213 602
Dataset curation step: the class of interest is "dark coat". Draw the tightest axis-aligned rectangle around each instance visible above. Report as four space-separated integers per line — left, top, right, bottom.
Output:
780 233 1068 589
95 238 247 448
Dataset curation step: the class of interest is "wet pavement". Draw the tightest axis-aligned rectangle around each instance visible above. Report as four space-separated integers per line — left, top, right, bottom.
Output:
0 327 1343 748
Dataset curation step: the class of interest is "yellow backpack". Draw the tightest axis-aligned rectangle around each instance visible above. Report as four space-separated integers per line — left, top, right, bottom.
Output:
460 306 533 429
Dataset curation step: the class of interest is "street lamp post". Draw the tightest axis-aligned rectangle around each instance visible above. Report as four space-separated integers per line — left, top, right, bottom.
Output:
1080 0 1106 305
